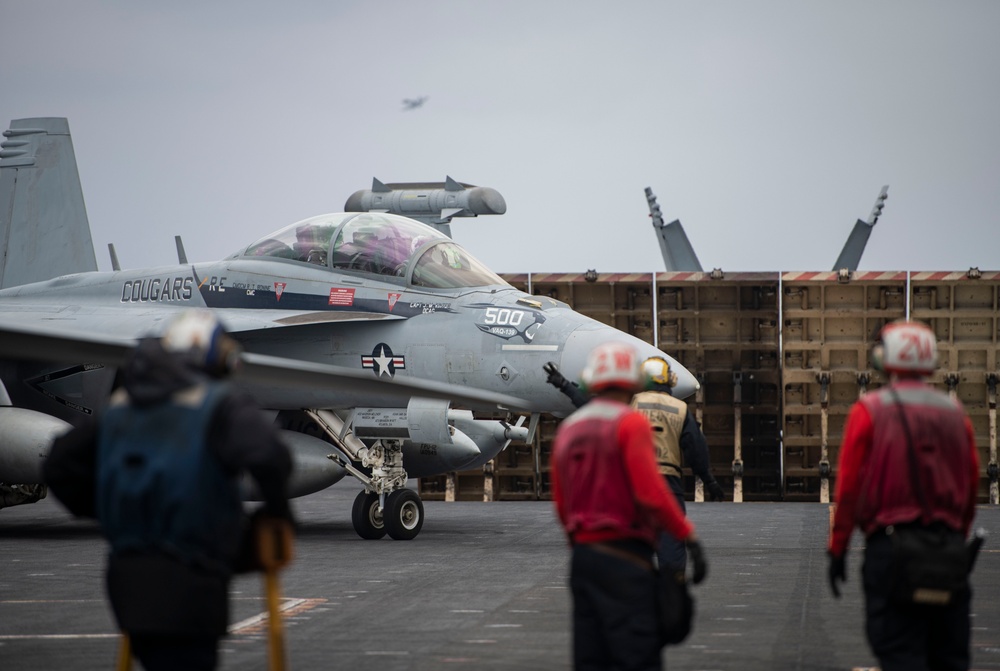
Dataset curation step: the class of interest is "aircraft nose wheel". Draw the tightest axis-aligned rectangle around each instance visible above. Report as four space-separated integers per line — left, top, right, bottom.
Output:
385 489 424 540
351 491 387 540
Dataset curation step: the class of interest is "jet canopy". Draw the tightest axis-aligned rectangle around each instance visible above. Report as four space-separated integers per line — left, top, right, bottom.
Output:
239 212 508 289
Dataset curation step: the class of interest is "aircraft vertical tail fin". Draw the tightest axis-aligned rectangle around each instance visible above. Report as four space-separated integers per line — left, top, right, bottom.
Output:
655 219 704 272
832 186 888 272
645 187 703 272
0 117 98 289
832 220 875 272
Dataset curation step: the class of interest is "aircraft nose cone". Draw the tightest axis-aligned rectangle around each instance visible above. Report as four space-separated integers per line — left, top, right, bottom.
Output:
559 326 699 399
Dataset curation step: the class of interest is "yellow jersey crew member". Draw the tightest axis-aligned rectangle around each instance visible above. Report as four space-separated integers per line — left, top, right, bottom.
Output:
633 356 723 571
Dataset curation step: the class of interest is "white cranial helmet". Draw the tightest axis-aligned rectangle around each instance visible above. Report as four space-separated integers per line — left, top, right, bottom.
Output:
162 309 241 376
580 341 642 393
872 320 938 376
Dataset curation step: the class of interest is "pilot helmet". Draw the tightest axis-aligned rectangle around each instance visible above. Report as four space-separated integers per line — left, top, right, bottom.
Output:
642 356 678 389
871 319 938 376
580 341 642 393
353 225 380 242
162 309 242 377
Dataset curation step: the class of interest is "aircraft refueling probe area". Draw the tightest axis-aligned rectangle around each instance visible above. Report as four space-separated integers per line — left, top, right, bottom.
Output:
3 117 1000 669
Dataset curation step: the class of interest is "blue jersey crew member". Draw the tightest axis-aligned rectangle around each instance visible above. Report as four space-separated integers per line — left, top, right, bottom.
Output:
44 310 293 671
551 341 706 671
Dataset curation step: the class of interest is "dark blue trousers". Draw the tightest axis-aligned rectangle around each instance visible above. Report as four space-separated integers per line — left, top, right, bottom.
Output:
570 542 662 671
656 476 687 571
862 532 971 671
130 633 219 671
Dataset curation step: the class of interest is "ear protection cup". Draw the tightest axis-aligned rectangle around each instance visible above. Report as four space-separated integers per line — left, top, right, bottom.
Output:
871 320 937 375
641 356 678 390
871 342 885 372
207 331 243 377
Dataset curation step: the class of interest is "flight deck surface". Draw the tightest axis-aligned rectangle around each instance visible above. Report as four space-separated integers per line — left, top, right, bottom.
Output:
3 486 999 671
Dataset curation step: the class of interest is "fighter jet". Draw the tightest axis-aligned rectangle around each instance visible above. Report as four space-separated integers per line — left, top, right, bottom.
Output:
402 96 427 111
0 117 698 540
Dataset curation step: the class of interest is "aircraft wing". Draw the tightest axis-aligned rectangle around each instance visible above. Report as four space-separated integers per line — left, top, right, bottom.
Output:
0 321 532 412
0 304 404 340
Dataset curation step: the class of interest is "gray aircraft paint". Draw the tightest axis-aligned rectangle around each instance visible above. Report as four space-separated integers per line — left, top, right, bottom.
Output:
0 117 698 538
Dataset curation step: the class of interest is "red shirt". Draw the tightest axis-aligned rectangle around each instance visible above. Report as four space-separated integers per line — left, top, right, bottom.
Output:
551 398 694 546
828 380 979 557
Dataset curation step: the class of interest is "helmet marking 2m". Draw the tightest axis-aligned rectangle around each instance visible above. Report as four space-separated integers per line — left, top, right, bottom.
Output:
580 342 642 393
872 320 938 376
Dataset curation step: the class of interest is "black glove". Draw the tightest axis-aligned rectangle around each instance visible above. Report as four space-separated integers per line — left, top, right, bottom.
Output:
543 361 567 389
687 539 707 584
234 506 296 573
262 500 296 527
707 480 725 502
828 552 846 598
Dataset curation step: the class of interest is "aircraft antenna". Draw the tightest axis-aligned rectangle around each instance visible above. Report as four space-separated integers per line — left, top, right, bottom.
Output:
175 236 188 265
108 244 121 271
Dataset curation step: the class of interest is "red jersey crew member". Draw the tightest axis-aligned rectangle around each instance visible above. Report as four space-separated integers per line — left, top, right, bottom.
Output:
828 320 979 671
551 341 706 671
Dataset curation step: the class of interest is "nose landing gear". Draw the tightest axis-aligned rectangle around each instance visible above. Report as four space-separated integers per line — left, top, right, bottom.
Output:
351 488 424 540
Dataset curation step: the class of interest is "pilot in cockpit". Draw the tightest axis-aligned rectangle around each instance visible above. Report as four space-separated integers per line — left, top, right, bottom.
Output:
294 225 331 266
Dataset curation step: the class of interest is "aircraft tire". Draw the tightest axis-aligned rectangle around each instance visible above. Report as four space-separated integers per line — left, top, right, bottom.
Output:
351 491 387 540
385 489 424 541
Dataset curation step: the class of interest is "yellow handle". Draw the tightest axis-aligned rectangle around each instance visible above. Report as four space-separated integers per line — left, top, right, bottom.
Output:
115 633 132 671
255 516 294 670
265 568 286 671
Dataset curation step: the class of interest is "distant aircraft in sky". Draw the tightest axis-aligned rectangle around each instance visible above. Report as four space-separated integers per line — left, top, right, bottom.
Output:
402 96 428 111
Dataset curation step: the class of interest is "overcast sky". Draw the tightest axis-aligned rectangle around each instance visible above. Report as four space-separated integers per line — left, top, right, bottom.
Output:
3 1 999 274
